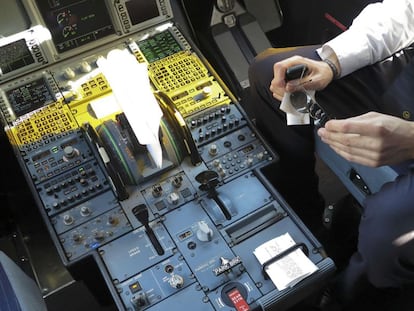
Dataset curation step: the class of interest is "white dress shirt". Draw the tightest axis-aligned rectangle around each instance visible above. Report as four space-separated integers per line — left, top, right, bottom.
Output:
317 0 414 77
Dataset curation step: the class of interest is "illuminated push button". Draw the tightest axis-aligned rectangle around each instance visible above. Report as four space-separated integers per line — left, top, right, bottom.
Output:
196 220 213 242
129 282 142 294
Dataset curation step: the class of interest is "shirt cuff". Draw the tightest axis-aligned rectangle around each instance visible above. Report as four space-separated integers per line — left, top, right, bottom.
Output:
317 32 371 77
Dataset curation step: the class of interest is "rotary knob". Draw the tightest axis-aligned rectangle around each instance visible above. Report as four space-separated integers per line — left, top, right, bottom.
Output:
63 214 74 225
131 293 148 309
63 67 76 80
80 206 91 217
80 61 92 73
63 146 78 159
107 215 119 226
196 220 213 242
93 230 106 242
72 232 83 243
202 86 212 98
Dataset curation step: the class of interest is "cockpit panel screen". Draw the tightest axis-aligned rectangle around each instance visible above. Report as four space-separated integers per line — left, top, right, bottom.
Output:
6 77 55 118
35 0 115 53
125 0 159 25
0 39 35 75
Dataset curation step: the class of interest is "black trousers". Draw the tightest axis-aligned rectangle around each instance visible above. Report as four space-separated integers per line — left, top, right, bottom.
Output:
247 45 414 299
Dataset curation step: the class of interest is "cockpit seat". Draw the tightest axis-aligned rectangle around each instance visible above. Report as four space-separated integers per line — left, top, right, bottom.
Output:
0 251 47 311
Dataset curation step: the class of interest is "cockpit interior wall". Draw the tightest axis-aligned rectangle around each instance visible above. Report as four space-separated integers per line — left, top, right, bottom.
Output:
266 0 381 47
0 0 30 36
0 0 341 310
180 0 246 96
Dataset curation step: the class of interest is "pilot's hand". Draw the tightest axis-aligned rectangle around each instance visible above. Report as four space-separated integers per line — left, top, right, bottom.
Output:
318 112 414 167
269 55 335 100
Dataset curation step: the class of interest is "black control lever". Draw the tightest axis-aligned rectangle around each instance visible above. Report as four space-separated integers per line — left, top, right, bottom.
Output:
285 64 308 82
285 64 331 128
132 204 164 256
196 171 231 220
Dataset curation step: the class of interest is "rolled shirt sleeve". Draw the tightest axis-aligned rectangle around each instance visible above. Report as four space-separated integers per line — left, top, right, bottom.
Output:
317 0 414 77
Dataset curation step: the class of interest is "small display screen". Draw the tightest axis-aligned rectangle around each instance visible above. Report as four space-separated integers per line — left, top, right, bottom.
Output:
125 0 159 25
0 39 34 75
6 77 55 118
137 30 182 62
35 0 115 53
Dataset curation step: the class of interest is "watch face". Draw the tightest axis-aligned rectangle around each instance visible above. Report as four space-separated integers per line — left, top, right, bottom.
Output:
216 0 235 13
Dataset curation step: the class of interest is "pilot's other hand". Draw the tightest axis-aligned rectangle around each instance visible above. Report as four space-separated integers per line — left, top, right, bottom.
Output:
318 112 414 167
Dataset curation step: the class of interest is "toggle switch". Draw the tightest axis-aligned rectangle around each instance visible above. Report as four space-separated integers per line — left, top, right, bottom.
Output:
209 144 218 156
168 273 184 289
